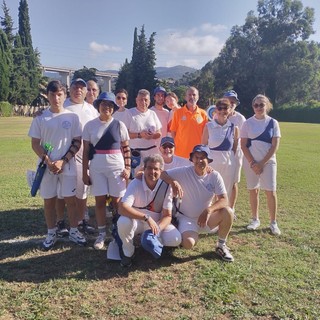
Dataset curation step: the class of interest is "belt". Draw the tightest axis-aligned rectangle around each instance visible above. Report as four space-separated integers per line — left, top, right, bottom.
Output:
132 145 157 151
95 149 122 154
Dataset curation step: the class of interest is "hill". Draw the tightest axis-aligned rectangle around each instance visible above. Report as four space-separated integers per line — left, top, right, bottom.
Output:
155 65 197 80
105 65 198 81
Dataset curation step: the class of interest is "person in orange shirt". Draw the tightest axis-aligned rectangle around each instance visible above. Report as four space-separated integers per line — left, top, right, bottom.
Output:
170 87 208 158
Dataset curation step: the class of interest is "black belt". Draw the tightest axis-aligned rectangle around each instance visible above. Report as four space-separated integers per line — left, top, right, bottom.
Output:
132 145 156 151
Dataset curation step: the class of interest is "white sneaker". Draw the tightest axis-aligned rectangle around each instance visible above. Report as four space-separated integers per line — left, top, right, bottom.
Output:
43 232 57 250
215 245 234 262
94 233 106 250
69 229 87 246
270 222 281 235
247 219 260 230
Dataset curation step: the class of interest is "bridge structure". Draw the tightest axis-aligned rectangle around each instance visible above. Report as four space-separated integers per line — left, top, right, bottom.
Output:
41 66 118 91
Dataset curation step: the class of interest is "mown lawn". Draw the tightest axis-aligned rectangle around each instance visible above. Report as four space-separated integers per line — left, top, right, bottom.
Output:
0 117 319 320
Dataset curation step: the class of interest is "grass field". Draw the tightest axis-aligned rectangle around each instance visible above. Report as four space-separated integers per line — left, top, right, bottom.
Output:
0 117 319 320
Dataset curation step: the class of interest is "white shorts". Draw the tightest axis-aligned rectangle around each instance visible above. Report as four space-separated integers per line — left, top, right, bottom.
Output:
75 160 89 199
89 168 126 197
177 214 216 234
40 171 77 199
243 160 277 191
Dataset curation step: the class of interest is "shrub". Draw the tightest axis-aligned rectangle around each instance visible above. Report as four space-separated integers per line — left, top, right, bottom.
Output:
0 101 12 117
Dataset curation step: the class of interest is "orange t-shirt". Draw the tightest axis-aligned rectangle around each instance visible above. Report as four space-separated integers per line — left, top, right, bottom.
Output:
170 105 208 158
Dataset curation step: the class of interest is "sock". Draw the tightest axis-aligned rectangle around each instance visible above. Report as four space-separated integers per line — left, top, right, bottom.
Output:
218 238 226 248
98 225 106 232
271 220 277 225
48 227 57 235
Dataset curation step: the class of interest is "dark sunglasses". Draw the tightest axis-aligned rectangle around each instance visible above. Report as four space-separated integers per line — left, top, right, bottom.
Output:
162 144 174 149
216 106 230 111
253 103 265 108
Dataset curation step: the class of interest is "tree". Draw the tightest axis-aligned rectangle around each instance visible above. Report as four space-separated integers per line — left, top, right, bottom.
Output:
73 66 97 82
0 28 12 100
194 0 320 112
1 0 15 45
116 26 157 107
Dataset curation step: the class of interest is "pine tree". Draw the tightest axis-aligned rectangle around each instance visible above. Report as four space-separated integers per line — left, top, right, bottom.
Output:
116 25 158 107
0 28 12 100
15 0 41 104
1 0 15 45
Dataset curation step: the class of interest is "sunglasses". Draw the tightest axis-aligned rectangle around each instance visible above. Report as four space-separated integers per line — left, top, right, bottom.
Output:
162 144 174 149
216 106 230 111
253 103 265 108
116 96 127 100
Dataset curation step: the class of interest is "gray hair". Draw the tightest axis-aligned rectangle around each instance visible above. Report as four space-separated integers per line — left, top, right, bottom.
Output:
143 154 164 170
137 89 150 97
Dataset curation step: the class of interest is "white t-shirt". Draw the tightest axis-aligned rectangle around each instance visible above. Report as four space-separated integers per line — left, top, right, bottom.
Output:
241 115 281 163
166 166 226 219
122 177 173 221
113 108 132 128
64 98 99 129
163 156 191 170
28 108 81 176
128 108 162 150
228 111 246 129
150 106 169 139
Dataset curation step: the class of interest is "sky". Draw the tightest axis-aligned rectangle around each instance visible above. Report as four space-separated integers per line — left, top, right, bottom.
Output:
5 0 320 71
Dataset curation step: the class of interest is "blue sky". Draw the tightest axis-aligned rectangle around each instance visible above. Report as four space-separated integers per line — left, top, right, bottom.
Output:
5 0 320 70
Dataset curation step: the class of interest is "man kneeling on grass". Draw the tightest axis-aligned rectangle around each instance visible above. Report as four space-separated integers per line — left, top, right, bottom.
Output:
161 144 235 262
116 154 182 267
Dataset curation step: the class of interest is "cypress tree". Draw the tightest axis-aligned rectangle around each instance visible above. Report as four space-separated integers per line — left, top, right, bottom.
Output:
0 29 11 100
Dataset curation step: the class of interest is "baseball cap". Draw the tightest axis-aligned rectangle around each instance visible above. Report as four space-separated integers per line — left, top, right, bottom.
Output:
153 86 167 96
160 136 175 147
189 144 213 163
70 78 86 87
141 229 163 259
223 90 240 105
93 92 118 110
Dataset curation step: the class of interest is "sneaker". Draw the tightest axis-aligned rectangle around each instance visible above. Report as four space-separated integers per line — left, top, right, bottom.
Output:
215 245 234 262
78 219 95 235
94 233 106 250
247 219 260 230
120 254 134 267
43 232 57 250
56 220 69 238
270 222 281 235
69 229 87 246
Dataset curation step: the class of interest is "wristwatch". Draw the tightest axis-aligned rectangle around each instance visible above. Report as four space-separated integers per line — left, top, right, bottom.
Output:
144 214 150 221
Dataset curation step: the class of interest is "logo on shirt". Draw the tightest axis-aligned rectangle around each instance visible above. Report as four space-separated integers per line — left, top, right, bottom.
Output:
181 115 187 121
62 121 71 129
196 116 203 124
205 183 214 192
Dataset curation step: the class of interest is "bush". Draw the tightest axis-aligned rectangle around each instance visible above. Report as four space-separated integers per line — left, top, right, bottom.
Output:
0 101 12 117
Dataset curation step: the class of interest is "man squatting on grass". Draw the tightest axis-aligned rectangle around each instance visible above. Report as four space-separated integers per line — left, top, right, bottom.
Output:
28 80 87 250
161 144 235 262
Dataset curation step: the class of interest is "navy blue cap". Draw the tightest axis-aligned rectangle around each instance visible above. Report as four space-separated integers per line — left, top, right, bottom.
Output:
93 92 118 110
153 86 167 96
141 229 163 259
160 136 175 146
189 144 213 163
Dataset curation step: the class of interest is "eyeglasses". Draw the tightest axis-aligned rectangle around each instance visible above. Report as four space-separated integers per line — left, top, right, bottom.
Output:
253 103 265 108
161 144 174 149
216 106 230 111
116 96 127 100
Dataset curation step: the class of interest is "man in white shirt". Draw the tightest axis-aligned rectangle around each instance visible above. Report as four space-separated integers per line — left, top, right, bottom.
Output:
161 145 235 262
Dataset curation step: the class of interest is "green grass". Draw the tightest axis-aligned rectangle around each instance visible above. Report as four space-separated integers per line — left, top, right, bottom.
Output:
0 117 319 320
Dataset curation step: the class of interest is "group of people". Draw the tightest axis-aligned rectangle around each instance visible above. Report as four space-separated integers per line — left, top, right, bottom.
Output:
28 78 281 267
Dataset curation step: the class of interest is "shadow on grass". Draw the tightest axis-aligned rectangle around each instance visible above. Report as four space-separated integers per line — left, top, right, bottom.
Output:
0 209 224 283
